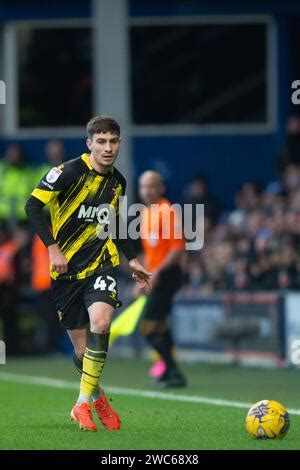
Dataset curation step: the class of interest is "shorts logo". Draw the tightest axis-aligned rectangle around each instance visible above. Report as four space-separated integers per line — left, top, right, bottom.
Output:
46 167 62 183
57 310 63 321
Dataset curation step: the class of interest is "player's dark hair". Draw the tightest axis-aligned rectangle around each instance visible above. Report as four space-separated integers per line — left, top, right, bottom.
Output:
87 115 120 139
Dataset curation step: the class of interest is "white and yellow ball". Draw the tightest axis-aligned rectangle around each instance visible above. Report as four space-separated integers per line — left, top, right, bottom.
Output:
245 400 290 439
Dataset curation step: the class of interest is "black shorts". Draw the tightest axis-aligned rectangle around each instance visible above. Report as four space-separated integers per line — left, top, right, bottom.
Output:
142 266 183 321
51 269 121 330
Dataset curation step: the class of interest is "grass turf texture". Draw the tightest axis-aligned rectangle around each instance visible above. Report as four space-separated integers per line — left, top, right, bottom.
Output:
0 356 299 450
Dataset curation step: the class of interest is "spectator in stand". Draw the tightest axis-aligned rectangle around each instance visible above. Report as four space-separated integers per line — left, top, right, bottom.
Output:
0 144 32 228
249 250 277 291
276 115 300 173
34 139 65 183
180 169 300 293
232 181 263 216
0 223 28 354
183 175 221 225
281 164 300 196
31 234 62 352
276 238 298 290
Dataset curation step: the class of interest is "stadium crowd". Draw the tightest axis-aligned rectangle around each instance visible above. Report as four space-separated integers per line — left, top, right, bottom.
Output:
1 116 300 353
0 140 65 354
183 115 300 293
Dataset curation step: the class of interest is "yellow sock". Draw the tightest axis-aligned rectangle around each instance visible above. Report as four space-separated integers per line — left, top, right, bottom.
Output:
77 332 109 404
79 348 106 399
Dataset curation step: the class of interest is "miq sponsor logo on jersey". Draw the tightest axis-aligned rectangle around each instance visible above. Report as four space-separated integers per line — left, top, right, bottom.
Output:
78 204 111 224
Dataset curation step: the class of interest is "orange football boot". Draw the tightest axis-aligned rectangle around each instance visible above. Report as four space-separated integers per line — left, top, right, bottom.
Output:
70 403 97 431
93 391 121 430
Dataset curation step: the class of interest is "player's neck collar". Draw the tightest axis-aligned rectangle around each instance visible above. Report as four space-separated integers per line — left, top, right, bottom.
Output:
81 153 114 176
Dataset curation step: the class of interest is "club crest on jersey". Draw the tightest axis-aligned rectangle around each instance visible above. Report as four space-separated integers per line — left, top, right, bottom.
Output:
46 167 62 183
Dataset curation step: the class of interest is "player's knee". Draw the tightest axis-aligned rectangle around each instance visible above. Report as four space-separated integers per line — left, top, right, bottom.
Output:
90 320 110 334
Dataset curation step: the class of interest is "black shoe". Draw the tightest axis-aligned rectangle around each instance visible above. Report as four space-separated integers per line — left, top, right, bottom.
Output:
154 368 187 388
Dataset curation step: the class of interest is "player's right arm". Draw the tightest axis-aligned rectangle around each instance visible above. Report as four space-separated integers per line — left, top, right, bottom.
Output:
25 166 69 274
47 243 68 274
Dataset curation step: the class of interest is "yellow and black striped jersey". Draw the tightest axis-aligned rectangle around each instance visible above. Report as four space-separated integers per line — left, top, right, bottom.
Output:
31 153 126 281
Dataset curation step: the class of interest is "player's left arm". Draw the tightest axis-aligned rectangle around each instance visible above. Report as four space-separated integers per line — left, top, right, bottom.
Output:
129 258 152 289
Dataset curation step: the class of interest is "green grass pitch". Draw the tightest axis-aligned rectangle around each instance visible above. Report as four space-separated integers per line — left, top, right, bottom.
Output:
0 356 300 450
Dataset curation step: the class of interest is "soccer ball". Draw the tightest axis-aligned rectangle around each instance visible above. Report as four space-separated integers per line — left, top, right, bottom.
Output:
245 400 290 439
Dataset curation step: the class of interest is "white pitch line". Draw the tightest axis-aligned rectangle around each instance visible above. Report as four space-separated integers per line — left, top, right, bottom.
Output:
1 371 300 416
